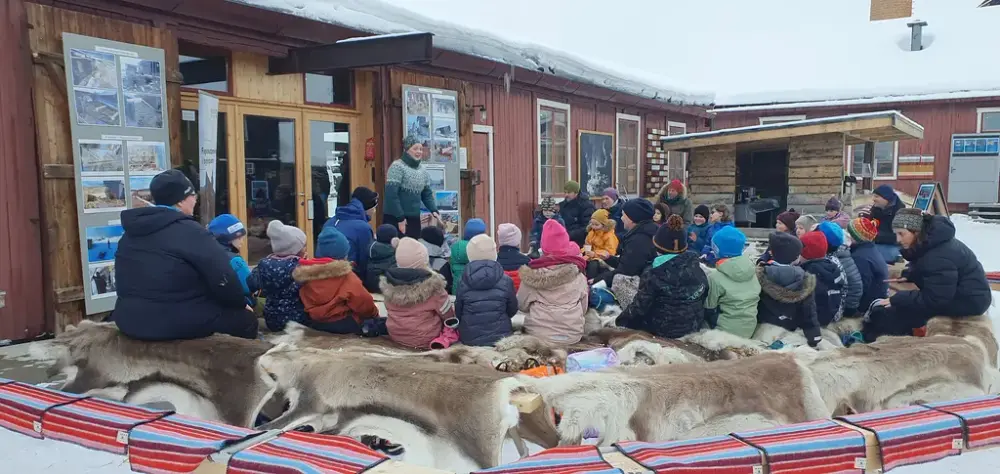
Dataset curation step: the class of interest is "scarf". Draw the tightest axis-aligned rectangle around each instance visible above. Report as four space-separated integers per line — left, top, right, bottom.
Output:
528 254 587 272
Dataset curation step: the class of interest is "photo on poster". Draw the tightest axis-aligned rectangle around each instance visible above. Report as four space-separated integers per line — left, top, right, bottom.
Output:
79 139 124 175
74 88 121 127
85 225 124 263
124 93 163 128
426 165 446 191
70 49 118 90
88 262 117 299
432 94 457 117
439 210 460 226
129 175 154 208
405 89 430 116
433 117 458 140
431 137 457 163
120 57 162 95
405 114 431 143
127 141 166 174
434 191 459 211
81 177 127 213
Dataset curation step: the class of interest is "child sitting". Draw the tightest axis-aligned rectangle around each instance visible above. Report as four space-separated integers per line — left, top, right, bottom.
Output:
701 204 735 265
795 214 818 237
456 234 517 346
293 226 379 334
799 231 846 326
652 202 671 225
583 209 619 279
687 204 711 253
756 232 822 348
381 237 455 349
823 196 851 228
248 220 309 331
208 214 253 307
616 215 708 339
517 220 589 344
496 223 529 291
529 197 566 255
364 224 399 293
758 209 800 263
420 225 453 291
817 221 863 318
450 218 486 294
704 226 761 338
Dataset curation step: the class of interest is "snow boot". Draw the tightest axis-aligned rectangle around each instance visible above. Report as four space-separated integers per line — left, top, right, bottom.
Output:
360 435 404 456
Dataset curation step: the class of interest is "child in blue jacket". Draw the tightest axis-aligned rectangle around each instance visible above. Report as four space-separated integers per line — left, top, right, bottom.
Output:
687 204 711 255
529 197 566 256
701 204 735 265
208 214 254 308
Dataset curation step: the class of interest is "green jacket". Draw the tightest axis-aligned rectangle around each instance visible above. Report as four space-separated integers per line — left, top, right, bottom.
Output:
449 239 470 294
384 153 437 218
705 255 761 338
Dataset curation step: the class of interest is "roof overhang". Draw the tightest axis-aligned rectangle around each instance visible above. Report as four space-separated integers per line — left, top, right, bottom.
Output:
268 32 434 74
661 111 924 151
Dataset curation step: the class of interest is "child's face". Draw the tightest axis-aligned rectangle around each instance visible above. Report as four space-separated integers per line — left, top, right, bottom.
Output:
543 210 555 218
653 209 662 222
230 236 246 249
711 210 723 222
693 215 706 225
825 209 838 218
796 225 807 237
775 221 788 233
589 219 601 230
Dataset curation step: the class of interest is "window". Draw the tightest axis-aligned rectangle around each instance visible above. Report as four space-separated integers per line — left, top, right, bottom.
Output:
616 113 641 196
850 141 898 179
667 121 687 183
179 42 229 93
759 115 806 125
978 108 1000 132
180 109 229 221
537 99 571 197
304 71 354 107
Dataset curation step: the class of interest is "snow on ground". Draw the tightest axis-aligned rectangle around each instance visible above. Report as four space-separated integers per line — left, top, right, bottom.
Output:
951 214 1000 334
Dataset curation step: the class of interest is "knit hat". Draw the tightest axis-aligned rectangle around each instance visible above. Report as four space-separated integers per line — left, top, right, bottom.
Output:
403 134 421 151
603 188 619 200
464 218 487 240
207 214 246 244
817 221 845 250
776 209 800 232
564 180 581 194
540 219 579 256
395 237 429 269
420 225 445 247
847 217 879 243
466 234 498 261
376 224 399 245
267 220 307 257
825 196 842 212
873 184 898 204
800 231 829 260
150 169 196 207
711 226 746 259
540 196 558 213
694 204 711 221
795 214 818 231
768 231 803 265
351 186 379 211
316 226 350 259
667 179 685 194
591 209 614 229
653 215 688 254
892 207 925 231
622 199 655 222
496 223 522 248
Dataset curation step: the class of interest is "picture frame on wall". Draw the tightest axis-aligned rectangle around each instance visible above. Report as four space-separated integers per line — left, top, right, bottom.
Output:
578 130 615 198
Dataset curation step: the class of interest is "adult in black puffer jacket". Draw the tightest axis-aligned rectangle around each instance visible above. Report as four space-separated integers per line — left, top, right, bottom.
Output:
595 199 659 287
558 180 596 246
455 235 517 346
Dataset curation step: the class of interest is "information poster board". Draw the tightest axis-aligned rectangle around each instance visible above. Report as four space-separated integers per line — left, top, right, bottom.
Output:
402 85 461 233
63 33 170 315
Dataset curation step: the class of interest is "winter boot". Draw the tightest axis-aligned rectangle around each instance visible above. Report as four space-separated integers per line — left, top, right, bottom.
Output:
430 322 460 349
360 435 404 456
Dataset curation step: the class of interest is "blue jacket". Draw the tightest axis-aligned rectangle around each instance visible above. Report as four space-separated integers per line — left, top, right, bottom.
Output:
687 222 709 255
221 244 255 307
248 255 308 331
799 257 845 326
850 241 889 312
607 200 625 239
455 260 517 346
529 213 566 249
701 220 735 265
325 199 373 277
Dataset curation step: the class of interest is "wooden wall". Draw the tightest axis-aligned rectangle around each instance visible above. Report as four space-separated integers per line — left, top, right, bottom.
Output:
687 145 737 207
787 133 846 214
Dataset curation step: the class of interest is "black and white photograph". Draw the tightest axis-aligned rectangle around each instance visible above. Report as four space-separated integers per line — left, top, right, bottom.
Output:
405 89 430 116
88 262 117 299
81 178 127 213
432 94 457 117
127 141 166 174
70 49 118 90
74 88 121 127
426 165 446 191
124 93 163 128
578 130 614 197
120 57 162 95
79 139 124 175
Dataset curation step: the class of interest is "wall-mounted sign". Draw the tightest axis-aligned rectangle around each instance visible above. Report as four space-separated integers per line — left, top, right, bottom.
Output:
953 134 1000 157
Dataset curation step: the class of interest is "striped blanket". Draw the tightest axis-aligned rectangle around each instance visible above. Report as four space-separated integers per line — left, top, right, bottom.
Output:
227 431 388 474
41 397 169 454
615 435 763 474
474 446 622 474
0 381 82 438
129 414 262 474
838 405 964 471
924 395 1000 450
733 419 866 474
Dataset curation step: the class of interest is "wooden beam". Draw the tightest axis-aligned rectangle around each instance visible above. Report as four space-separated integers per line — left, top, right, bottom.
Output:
269 32 434 74
661 117 896 150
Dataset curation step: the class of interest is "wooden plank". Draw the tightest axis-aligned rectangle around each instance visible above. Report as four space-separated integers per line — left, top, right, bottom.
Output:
42 163 75 179
789 185 842 195
232 51 304 105
788 194 840 206
688 176 736 185
53 286 84 304
788 167 844 179
511 392 543 413
788 178 845 187
162 26 182 167
789 156 844 168
661 116 896 150
690 184 735 195
690 193 735 205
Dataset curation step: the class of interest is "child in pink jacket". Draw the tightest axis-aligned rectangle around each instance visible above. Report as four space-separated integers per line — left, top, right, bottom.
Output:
517 220 589 344
380 237 456 349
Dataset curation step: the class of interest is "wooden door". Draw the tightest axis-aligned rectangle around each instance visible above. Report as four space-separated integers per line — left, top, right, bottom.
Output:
471 125 494 230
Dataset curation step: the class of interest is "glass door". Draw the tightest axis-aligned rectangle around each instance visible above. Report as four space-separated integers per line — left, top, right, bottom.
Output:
306 119 351 248
179 102 236 222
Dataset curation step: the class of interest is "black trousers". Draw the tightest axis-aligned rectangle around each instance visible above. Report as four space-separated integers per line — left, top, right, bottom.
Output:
384 214 421 239
304 317 363 335
212 308 260 339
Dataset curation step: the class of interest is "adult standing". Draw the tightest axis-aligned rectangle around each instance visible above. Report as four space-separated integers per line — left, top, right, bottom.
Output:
112 170 257 341
869 184 905 264
326 186 379 278
600 187 625 239
558 180 596 246
654 179 694 225
384 135 439 238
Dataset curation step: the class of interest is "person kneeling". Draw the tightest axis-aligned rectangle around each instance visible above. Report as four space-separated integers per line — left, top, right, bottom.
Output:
757 232 822 348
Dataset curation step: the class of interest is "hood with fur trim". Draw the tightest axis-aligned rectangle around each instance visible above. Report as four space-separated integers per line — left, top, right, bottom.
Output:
380 268 448 306
757 265 816 303
518 263 581 290
292 258 353 283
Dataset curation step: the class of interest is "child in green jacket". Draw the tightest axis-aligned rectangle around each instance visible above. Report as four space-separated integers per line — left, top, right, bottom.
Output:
450 218 486 294
704 226 760 338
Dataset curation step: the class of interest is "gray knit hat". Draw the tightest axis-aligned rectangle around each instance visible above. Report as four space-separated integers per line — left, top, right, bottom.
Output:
892 207 925 232
795 214 818 231
266 220 307 257
403 134 421 151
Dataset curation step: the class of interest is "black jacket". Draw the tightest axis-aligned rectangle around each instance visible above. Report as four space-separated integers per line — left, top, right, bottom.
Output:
891 216 992 320
559 193 596 240
756 264 821 347
455 260 517 346
850 241 889 312
112 207 246 340
364 242 396 292
869 199 905 245
497 246 530 271
834 247 864 314
616 252 708 339
597 220 658 287
799 257 845 326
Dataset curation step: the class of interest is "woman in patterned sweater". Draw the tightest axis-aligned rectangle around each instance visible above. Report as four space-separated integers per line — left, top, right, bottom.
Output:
384 135 440 238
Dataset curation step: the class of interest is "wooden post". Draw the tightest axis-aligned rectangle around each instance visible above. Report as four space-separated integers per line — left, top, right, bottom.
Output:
862 141 875 192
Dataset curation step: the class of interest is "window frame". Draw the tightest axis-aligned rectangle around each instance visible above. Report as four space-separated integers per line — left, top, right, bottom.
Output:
536 98 572 200
615 112 642 198
178 42 233 96
302 70 357 109
849 141 899 180
977 107 1000 133
666 121 688 185
758 114 806 125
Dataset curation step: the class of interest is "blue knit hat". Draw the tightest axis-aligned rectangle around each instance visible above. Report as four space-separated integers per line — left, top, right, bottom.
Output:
464 218 486 240
207 214 246 244
316 226 351 259
711 226 746 259
376 224 399 244
873 184 897 204
816 221 845 251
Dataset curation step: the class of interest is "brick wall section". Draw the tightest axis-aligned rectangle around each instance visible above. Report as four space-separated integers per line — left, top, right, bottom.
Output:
870 0 912 21
645 128 669 196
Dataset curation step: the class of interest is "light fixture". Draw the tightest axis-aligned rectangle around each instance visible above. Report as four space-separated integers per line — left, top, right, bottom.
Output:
471 104 487 121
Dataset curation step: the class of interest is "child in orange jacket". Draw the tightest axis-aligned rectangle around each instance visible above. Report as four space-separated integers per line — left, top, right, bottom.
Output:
583 209 619 280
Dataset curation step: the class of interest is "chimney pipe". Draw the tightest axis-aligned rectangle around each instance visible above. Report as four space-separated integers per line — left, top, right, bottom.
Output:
907 19 928 51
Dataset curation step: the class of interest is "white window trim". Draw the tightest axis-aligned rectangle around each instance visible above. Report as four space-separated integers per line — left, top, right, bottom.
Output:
849 141 899 181
615 112 642 197
667 121 688 185
537 99 572 202
759 114 807 125
976 107 1000 132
